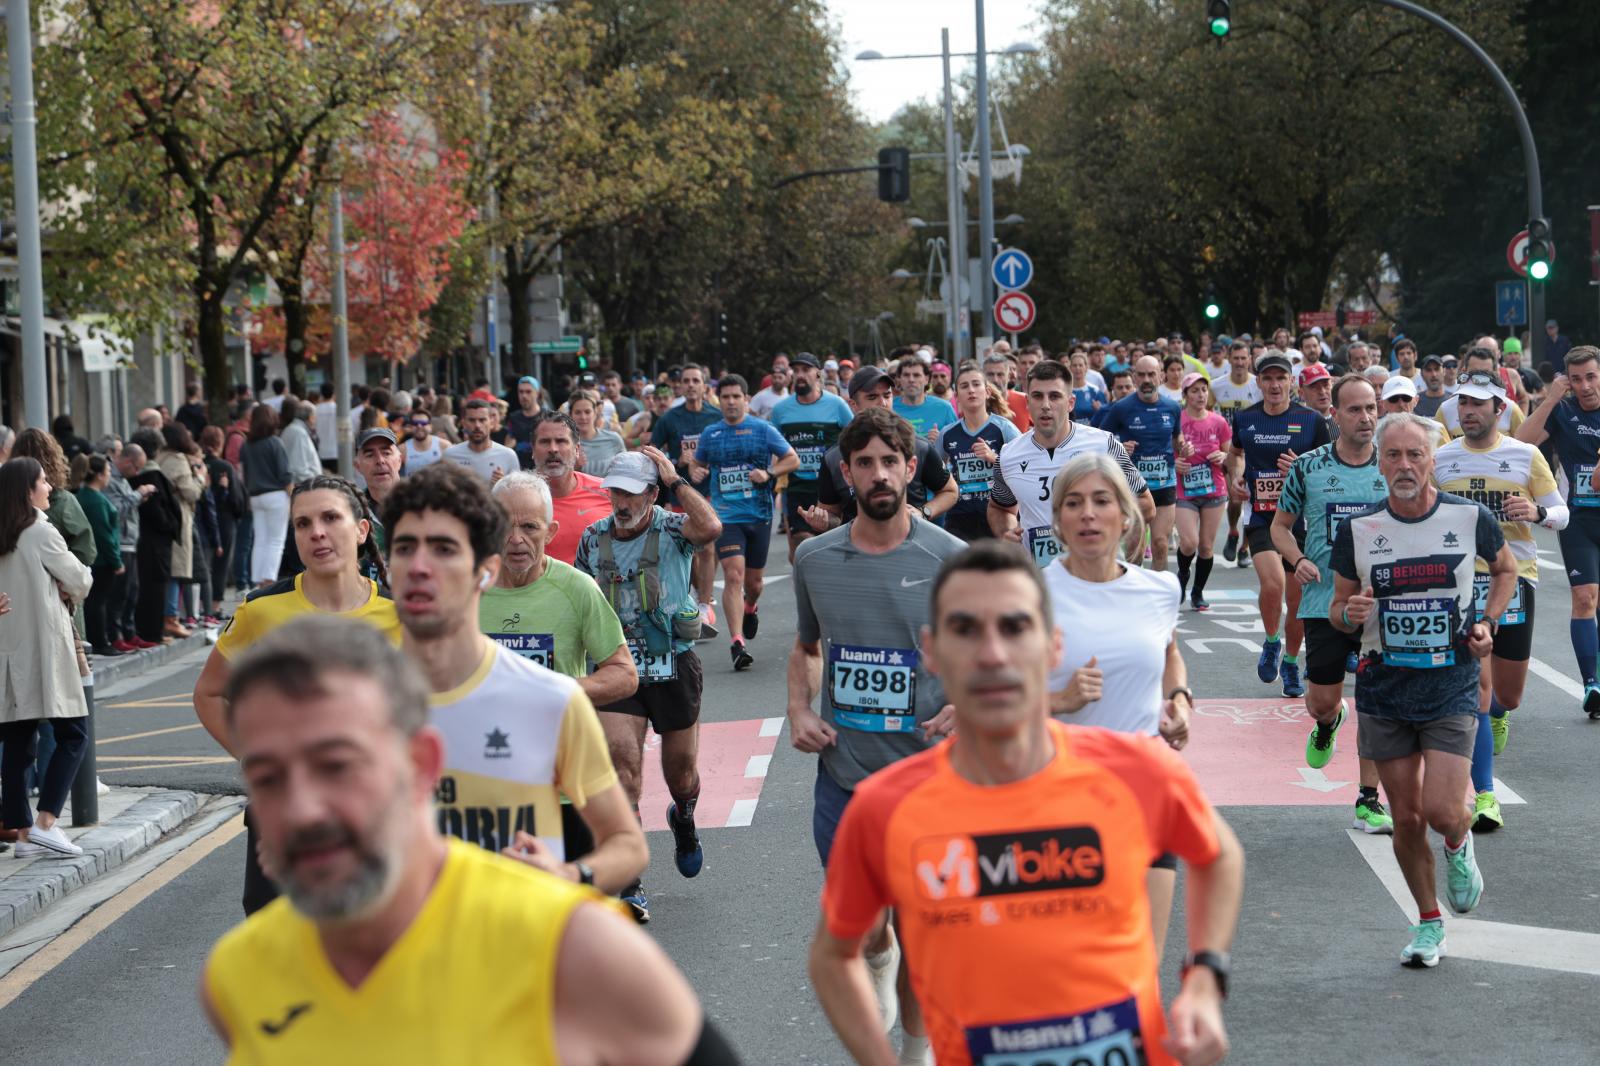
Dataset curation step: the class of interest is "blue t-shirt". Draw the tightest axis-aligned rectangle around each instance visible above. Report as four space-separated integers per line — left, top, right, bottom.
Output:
649 403 721 472
770 392 854 495
1098 394 1183 491
1071 386 1109 423
1231 402 1331 529
1540 396 1600 509
893 395 958 439
939 415 1021 516
694 416 793 525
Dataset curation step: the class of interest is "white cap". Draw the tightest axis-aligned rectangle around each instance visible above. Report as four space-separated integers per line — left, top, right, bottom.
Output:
823 359 839 371
1381 375 1417 401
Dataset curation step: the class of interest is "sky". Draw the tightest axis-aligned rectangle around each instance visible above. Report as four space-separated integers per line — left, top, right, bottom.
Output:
829 0 1046 125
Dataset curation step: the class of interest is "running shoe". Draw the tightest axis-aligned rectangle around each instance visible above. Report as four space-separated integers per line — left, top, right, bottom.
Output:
1305 702 1344 769
866 925 901 1034
1444 832 1483 914
666 802 704 878
1490 713 1509 756
1353 793 1394 835
1222 532 1238 562
742 607 759 641
1400 920 1446 968
1281 658 1304 698
698 602 718 641
1472 791 1505 833
1256 639 1282 683
1236 546 1250 569
621 882 650 924
732 643 754 672
1585 685 1600 720
1190 593 1210 613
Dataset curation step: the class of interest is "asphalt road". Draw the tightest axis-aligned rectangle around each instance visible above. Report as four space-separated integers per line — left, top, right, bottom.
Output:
4 526 1600 1064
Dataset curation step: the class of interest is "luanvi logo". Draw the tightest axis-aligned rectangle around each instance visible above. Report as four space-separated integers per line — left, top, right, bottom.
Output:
913 828 1105 900
260 1002 312 1037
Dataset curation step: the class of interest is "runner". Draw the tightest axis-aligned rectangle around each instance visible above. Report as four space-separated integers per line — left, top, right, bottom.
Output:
1099 355 1185 572
577 449 723 922
1175 373 1230 610
1273 375 1394 834
989 359 1152 569
940 362 1020 542
1299 363 1335 437
1212 341 1263 567
788 406 967 1062
687 373 798 671
769 353 854 562
1415 355 1452 419
383 464 648 897
1091 367 1136 428
400 411 444 473
1434 374 1567 831
811 540 1243 1066
1436 347 1527 439
892 356 958 441
1229 351 1330 697
193 475 401 915
502 375 544 469
1516 345 1600 716
1380 377 1452 449
443 399 519 483
748 353 791 421
983 349 1031 430
524 411 611 566
1330 411 1516 968
651 364 723 638
202 617 740 1065
1044 453 1195 957
1067 350 1109 423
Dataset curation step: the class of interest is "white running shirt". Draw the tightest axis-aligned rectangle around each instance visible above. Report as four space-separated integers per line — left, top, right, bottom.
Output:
1046 562 1180 735
990 425 1147 568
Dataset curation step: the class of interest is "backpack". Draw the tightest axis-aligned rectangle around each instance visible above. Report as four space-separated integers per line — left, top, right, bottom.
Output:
590 520 700 646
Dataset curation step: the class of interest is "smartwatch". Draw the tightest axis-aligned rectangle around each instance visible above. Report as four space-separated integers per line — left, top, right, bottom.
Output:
1181 950 1230 998
1166 685 1194 707
573 860 595 887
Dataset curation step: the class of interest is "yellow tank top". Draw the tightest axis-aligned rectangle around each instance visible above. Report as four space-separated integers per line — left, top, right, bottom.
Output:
205 838 614 1063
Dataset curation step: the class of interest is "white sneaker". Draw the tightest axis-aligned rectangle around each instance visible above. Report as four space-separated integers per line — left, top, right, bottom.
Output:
96 778 111 796
865 924 900 1034
24 823 83 857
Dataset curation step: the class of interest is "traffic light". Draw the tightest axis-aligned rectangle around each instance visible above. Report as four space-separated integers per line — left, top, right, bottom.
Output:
1203 284 1222 322
877 147 911 203
1207 0 1231 37
577 353 588 369
1526 217 1553 281
718 311 729 349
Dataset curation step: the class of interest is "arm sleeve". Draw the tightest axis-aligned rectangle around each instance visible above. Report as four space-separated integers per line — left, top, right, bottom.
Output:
989 457 1018 508
793 552 821 645
1330 518 1357 582
1098 404 1123 436
820 787 893 940
555 688 621 807
649 413 672 449
1107 437 1148 495
768 423 793 459
1076 732 1221 867
998 418 1020 443
58 496 97 567
574 531 596 577
38 523 94 601
1475 503 1507 561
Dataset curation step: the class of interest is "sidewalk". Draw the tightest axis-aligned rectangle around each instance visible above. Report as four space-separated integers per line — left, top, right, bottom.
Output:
88 626 216 690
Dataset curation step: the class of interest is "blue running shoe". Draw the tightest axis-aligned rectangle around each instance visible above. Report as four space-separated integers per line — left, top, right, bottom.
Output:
1585 685 1600 720
1281 658 1304 698
1257 639 1283 683
621 882 650 924
667 802 704 878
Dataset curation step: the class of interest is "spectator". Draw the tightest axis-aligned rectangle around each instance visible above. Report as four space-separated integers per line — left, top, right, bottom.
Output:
185 444 220 625
104 437 153 651
240 404 292 587
0 456 93 859
157 424 203 638
50 414 92 463
313 381 339 471
0 425 13 464
72 453 124 656
263 378 289 413
200 426 245 618
570 390 626 475
176 382 209 439
430 395 459 443
13 430 95 568
127 430 182 644
136 407 163 431
222 402 255 592
1545 318 1573 369
280 400 322 483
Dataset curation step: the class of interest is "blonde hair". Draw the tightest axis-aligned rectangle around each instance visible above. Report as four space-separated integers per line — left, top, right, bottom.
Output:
1051 452 1145 558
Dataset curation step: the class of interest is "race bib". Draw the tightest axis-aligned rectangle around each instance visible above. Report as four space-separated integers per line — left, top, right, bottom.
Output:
679 433 700 463
717 464 755 498
628 639 677 682
829 643 917 733
490 632 554 669
1027 526 1061 568
1253 474 1284 512
1572 463 1600 507
1472 574 1526 626
1135 454 1174 490
1325 501 1370 543
797 446 824 477
1182 463 1218 496
956 453 994 497
1379 597 1457 668
965 996 1143 1066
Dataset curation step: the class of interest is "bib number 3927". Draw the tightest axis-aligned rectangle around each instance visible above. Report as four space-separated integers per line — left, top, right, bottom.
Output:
829 643 916 733
965 996 1143 1066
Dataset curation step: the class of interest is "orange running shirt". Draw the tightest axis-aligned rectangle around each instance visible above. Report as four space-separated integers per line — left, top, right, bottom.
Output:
823 720 1221 1066
547 471 612 566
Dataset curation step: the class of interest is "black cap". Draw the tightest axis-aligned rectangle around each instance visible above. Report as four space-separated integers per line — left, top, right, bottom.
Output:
357 427 398 451
847 365 891 398
1254 352 1294 376
1420 354 1444 368
791 352 822 370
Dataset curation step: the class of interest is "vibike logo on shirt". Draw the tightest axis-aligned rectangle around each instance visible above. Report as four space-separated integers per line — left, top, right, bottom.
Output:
913 827 1106 900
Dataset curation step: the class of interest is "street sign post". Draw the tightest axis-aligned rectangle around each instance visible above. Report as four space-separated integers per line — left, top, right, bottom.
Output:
991 248 1033 292
993 290 1036 335
1495 280 1528 327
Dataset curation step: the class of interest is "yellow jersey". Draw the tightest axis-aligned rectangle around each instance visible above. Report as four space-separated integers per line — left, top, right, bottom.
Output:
1434 434 1558 582
215 574 402 659
205 838 622 1064
431 641 617 860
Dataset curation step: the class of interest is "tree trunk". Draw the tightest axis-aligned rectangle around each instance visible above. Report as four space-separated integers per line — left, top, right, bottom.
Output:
197 271 232 425
278 276 309 397
505 247 532 386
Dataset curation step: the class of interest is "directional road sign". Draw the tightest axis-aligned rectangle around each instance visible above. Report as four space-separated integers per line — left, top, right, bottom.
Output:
1496 280 1528 327
991 247 1033 292
993 290 1036 334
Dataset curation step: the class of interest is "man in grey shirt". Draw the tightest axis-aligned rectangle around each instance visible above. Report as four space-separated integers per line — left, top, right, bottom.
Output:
785 405 963 1064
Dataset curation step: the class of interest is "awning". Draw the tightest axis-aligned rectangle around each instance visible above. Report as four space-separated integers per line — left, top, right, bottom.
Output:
1 315 67 339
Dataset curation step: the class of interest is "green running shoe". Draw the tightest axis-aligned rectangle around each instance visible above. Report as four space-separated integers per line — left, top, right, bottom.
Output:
1472 791 1504 833
1353 793 1394 835
1490 713 1509 756
1305 702 1345 769
1444 832 1483 914
1400 920 1446 968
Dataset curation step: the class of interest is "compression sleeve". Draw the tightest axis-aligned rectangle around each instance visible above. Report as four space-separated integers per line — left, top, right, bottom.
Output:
1534 489 1570 531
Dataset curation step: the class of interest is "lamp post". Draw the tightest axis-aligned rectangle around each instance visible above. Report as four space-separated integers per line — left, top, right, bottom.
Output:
7 0 47 427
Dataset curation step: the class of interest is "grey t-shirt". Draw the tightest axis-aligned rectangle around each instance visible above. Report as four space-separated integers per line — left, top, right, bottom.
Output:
793 518 967 789
579 431 628 476
443 441 520 483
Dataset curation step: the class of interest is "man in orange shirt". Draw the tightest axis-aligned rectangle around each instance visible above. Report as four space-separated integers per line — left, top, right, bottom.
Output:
983 349 1031 431
528 412 612 564
810 541 1244 1066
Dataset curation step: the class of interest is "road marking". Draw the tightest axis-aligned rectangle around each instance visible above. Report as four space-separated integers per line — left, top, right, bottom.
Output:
725 798 759 827
1527 656 1583 698
1185 637 1262 655
0 807 245 1007
98 723 204 745
744 754 771 778
96 754 229 763
638 717 780 832
712 574 790 590
105 694 193 709
101 758 234 774
1292 768 1350 792
758 716 783 738
1347 829 1600 976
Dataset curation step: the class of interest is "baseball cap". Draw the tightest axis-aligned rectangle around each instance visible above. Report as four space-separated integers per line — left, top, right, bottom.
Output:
1310 326 1324 337
601 451 659 494
791 352 822 370
839 359 856 370
1454 371 1506 403
1380 376 1418 401
1255 352 1294 376
847 365 891 399
1420 354 1444 368
1502 337 1523 354
518 375 540 390
577 372 597 387
823 358 839 371
1299 363 1332 386
1180 371 1209 394
357 427 398 451
932 362 951 375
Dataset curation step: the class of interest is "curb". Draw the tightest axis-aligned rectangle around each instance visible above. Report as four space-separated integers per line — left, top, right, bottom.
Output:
88 628 214 689
0 788 203 939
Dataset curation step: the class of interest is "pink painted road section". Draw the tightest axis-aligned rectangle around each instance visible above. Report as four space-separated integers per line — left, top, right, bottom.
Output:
639 717 784 830
1181 699 1362 806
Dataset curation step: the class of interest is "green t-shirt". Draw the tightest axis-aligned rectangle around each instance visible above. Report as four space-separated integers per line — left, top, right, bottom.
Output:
478 558 626 678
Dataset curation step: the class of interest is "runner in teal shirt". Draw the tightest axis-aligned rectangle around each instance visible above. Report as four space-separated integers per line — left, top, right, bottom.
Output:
891 358 957 439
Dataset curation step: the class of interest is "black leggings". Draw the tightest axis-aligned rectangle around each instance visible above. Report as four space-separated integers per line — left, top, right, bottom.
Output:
1 716 89 829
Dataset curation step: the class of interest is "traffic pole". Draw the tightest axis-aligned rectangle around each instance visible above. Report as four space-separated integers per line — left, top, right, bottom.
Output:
331 185 353 479
7 0 49 428
974 0 996 351
70 673 98 826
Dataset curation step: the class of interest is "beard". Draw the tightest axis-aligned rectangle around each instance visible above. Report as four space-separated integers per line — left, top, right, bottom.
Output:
858 482 906 521
269 782 408 923
1390 478 1421 500
538 455 573 480
794 380 812 398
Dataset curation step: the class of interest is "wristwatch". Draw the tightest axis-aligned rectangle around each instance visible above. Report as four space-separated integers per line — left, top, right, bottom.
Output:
1166 685 1194 707
919 503 933 519
573 860 595 887
1181 950 1230 998
1536 504 1548 526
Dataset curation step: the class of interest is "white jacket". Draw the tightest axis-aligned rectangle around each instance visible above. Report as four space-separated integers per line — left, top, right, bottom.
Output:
0 511 91 723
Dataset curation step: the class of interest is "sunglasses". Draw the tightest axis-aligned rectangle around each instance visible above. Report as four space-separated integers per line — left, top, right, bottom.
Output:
1441 360 1458 369
411 419 430 427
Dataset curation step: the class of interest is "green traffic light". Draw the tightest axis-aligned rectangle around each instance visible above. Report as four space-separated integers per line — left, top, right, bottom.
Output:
1204 302 1222 320
1529 260 1550 281
1209 16 1230 36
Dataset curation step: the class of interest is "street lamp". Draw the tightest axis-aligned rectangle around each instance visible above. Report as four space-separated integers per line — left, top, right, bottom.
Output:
909 213 1025 228
889 269 916 280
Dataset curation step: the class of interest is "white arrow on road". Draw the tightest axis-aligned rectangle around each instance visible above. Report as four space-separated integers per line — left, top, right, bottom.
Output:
1291 768 1350 792
1184 637 1262 655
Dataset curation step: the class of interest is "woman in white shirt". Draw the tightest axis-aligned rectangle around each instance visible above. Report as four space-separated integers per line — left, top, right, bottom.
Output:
1045 450 1193 954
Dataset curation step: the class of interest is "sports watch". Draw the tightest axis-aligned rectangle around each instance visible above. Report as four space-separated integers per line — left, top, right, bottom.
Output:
573 860 595 887
1181 950 1230 998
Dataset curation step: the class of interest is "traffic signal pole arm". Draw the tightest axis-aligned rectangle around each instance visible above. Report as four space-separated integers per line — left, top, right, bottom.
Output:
771 165 881 190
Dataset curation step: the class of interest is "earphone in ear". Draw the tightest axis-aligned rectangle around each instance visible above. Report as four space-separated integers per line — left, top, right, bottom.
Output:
478 571 494 591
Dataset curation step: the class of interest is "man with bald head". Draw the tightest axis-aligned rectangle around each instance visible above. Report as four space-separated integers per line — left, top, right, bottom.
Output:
1098 354 1185 571
137 408 163 430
